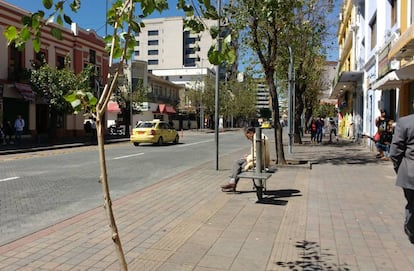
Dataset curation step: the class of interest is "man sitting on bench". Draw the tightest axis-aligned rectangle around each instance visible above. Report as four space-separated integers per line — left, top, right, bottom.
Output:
221 127 270 192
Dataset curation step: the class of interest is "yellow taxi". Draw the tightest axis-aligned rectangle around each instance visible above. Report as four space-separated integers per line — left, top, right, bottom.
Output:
261 121 272 129
130 120 179 146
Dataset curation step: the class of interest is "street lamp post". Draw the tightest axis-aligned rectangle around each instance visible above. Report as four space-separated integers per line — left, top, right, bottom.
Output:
214 0 221 170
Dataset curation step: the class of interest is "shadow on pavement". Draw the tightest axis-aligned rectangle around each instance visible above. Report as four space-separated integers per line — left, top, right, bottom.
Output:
236 189 301 206
275 240 351 271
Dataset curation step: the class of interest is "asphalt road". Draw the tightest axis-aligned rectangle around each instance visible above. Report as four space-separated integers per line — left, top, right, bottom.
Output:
0 130 274 246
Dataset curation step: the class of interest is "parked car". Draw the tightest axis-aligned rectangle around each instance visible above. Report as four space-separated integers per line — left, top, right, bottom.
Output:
130 120 179 146
261 121 272 129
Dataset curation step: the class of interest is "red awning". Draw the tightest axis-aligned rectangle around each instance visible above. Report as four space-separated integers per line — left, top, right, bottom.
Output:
15 83 35 101
107 101 121 113
153 104 176 114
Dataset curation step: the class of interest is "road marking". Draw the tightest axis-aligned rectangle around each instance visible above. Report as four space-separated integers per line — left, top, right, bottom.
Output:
176 140 213 148
113 153 144 160
0 176 19 182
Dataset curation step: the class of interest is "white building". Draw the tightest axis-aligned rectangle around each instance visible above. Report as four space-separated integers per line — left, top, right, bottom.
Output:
332 0 400 148
133 16 217 89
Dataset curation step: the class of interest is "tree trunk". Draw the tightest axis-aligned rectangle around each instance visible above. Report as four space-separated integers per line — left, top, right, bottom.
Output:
96 112 128 270
266 74 286 165
294 85 305 144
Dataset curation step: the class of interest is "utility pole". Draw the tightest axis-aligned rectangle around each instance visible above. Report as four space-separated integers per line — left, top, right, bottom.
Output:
288 46 295 154
215 0 221 170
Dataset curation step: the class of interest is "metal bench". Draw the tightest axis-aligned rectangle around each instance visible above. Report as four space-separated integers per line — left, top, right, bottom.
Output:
236 127 273 202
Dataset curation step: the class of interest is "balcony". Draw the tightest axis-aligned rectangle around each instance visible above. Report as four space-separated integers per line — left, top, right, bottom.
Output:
389 24 414 60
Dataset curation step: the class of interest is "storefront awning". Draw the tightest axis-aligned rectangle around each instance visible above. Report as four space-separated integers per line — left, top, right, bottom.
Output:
389 24 414 60
330 71 363 98
371 71 402 90
15 83 35 101
153 104 176 114
371 64 414 90
107 101 121 113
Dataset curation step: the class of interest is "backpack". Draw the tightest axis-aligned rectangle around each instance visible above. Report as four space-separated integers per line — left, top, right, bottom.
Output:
311 122 317 132
377 118 388 132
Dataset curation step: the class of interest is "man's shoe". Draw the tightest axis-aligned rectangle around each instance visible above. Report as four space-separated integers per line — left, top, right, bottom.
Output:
220 183 236 192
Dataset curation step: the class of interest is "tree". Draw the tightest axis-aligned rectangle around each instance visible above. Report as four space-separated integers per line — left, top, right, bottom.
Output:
30 62 95 138
274 0 334 144
228 0 303 164
4 1 236 269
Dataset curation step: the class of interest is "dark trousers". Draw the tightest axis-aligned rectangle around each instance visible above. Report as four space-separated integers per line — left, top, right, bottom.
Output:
404 188 414 237
316 129 323 143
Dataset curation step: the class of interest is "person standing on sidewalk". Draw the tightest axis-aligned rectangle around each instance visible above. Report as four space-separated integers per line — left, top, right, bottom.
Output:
14 115 25 145
390 99 414 245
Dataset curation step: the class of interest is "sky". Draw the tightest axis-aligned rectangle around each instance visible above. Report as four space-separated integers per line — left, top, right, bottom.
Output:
6 0 340 61
6 0 185 37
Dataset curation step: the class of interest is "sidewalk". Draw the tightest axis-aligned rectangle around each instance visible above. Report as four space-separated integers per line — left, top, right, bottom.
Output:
1 134 414 270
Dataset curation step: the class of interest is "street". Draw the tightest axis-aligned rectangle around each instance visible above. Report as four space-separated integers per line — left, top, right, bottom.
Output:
0 130 267 246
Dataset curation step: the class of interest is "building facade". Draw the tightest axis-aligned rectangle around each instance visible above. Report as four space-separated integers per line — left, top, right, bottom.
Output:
332 0 408 151
110 61 182 131
0 1 108 138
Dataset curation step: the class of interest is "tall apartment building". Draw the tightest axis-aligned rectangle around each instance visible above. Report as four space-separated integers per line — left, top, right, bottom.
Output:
134 17 214 71
256 82 271 111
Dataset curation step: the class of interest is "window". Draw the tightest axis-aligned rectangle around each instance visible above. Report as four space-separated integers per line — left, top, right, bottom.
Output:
148 30 159 36
411 0 414 24
134 50 140 57
135 40 140 46
8 44 24 81
184 58 196 67
148 59 159 65
56 55 65 69
390 0 397 26
185 48 196 54
148 50 159 55
33 50 47 68
185 37 197 44
148 40 159 46
89 49 96 64
370 14 377 50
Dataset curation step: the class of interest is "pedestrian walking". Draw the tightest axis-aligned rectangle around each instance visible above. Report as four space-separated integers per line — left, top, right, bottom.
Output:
328 117 338 143
390 99 414 245
316 116 324 144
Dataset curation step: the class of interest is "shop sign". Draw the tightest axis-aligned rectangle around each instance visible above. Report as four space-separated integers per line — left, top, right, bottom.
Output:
378 43 391 78
366 65 377 87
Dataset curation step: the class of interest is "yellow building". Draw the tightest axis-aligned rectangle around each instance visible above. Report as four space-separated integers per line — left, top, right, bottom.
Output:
388 1 414 117
331 0 363 139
